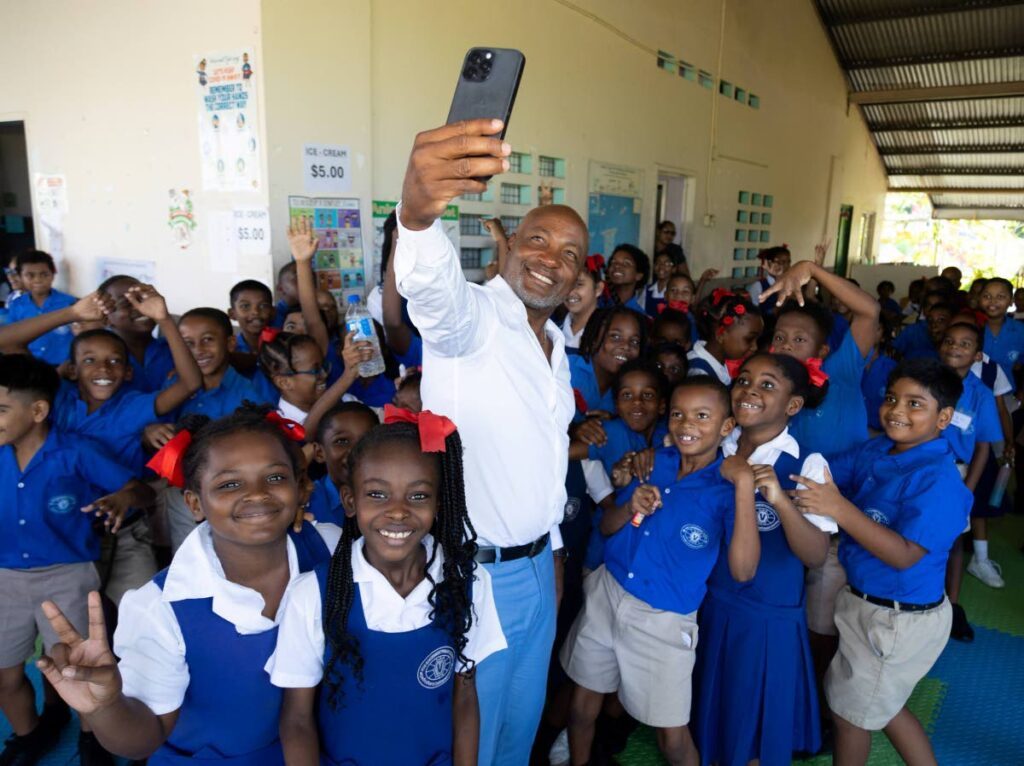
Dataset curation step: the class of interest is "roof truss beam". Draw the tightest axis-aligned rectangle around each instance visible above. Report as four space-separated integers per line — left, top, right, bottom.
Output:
877 144 1024 155
823 0 1024 26
850 82 1024 105
844 48 1024 70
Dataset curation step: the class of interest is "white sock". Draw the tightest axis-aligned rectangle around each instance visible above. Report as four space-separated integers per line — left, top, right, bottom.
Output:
974 540 989 562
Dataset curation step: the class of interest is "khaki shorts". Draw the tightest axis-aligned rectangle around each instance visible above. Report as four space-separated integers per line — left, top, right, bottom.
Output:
825 587 951 730
560 566 698 728
0 563 100 667
805 535 847 636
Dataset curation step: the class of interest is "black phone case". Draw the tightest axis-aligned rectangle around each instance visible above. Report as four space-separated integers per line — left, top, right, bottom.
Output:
446 47 525 147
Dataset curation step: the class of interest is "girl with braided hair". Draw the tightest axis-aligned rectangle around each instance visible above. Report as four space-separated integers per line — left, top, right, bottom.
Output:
272 408 506 766
687 290 763 385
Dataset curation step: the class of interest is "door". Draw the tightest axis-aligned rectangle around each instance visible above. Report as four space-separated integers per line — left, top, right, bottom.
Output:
834 204 853 277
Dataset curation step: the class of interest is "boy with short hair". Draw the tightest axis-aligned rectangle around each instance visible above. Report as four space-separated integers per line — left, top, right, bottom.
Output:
308 401 379 525
228 279 274 354
793 358 971 766
0 354 154 764
99 275 175 393
6 250 77 366
894 290 948 360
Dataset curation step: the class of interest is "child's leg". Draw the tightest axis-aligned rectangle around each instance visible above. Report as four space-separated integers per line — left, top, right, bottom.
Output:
945 535 964 602
567 685 604 765
0 665 37 735
654 725 698 766
883 706 938 766
831 711 872 766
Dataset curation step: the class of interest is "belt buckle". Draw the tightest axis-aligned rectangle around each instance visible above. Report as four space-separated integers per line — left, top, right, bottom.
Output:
892 600 902 612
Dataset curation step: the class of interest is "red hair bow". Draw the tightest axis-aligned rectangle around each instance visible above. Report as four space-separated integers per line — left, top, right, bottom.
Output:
266 411 306 442
711 288 734 306
383 404 457 453
725 357 746 379
259 326 280 348
146 429 193 489
658 300 689 315
573 387 589 414
585 254 605 274
802 357 829 388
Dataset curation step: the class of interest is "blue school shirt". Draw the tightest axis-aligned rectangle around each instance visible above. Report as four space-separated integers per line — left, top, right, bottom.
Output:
644 284 665 317
247 367 281 404
893 322 937 361
235 331 256 355
177 366 268 419
828 312 850 354
830 437 971 604
984 319 1024 381
271 299 290 328
148 524 330 766
314 563 456 765
7 290 77 366
789 328 869 457
587 417 668 475
0 428 135 569
599 294 646 316
307 476 344 526
569 354 614 414
53 382 159 475
942 373 1001 464
605 450 733 614
861 354 898 431
393 332 423 369
125 337 175 393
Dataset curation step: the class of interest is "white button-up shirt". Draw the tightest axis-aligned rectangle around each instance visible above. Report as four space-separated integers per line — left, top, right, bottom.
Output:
394 213 574 548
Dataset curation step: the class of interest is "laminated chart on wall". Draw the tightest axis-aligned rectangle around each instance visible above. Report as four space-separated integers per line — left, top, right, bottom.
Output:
371 201 460 286
288 196 365 303
587 161 644 256
195 50 262 192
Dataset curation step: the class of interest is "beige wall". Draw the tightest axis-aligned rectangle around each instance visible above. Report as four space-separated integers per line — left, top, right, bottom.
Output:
1 0 887 310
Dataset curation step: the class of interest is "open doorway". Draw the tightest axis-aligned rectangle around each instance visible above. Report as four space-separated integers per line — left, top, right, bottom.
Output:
655 173 689 260
0 121 34 310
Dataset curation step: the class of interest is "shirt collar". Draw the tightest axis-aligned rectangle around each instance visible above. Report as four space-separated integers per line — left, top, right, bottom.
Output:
721 426 800 464
161 522 300 633
870 436 954 477
350 533 442 596
690 341 730 379
277 397 308 425
487 275 567 368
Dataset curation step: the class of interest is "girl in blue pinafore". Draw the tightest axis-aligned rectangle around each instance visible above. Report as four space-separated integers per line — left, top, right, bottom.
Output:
693 354 838 765
35 405 338 765
271 410 506 765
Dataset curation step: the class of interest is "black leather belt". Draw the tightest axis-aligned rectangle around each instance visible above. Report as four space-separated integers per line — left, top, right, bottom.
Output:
849 586 943 613
475 533 549 565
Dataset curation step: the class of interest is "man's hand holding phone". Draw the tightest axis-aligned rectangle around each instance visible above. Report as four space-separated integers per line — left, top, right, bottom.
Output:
399 120 511 231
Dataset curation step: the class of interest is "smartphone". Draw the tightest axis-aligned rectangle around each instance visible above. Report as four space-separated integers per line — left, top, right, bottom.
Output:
447 47 525 179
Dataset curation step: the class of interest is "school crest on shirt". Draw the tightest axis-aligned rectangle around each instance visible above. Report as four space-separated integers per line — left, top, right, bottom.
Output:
563 496 582 522
47 494 77 515
417 646 456 689
754 500 781 532
680 524 710 550
865 508 890 527
1010 350 1020 362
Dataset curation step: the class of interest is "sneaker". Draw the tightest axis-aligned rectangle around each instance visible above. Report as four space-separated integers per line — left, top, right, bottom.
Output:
0 725 57 766
548 728 569 766
78 731 114 766
967 557 1005 588
950 603 975 643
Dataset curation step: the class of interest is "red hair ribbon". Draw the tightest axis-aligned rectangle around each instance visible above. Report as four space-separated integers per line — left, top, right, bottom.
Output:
972 309 987 327
573 387 589 414
711 288 734 306
658 300 689 315
258 326 280 348
725 357 749 379
802 357 829 388
383 404 457 453
266 411 306 442
585 254 605 274
146 429 193 489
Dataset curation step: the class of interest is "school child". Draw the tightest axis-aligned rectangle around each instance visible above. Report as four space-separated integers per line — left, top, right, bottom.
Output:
746 245 791 312
562 255 605 352
570 307 646 414
393 368 423 412
0 354 154 765
98 275 176 393
938 321 1003 641
893 291 949 360
651 304 693 349
650 341 689 388
792 358 971 766
601 245 648 314
228 279 275 354
2 254 24 308
35 405 340 764
901 278 925 322
644 251 674 315
307 401 379 525
664 272 705 346
687 291 762 385
693 353 837 766
258 331 329 425
979 277 1024 382
270 411 507 765
861 318 899 433
0 290 111 358
876 280 901 320
561 377 760 766
273 261 299 328
5 250 77 366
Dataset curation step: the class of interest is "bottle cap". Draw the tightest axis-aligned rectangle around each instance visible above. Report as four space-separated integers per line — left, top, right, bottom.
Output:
347 295 359 303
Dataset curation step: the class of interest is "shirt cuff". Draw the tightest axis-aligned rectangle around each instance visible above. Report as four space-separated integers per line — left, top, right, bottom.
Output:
549 523 564 552
393 203 455 285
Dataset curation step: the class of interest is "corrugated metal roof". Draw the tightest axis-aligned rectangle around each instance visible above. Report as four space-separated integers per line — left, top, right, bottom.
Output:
813 0 1024 214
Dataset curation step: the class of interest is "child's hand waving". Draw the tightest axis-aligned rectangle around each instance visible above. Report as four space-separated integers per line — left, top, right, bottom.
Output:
628 484 662 520
126 284 169 322
288 216 319 263
82 489 134 534
71 291 115 322
36 592 122 715
758 261 815 308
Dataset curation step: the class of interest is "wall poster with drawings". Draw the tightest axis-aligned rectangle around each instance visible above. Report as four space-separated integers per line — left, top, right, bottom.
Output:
287 196 365 304
587 160 644 256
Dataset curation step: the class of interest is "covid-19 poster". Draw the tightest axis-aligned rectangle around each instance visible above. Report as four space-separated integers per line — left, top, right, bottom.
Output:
195 50 261 192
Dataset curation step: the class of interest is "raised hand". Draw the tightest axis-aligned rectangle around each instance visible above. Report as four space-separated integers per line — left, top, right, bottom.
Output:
72 291 115 322
36 592 122 715
758 261 816 308
125 284 169 322
699 268 720 282
400 119 511 231
813 239 832 266
288 216 319 263
482 218 507 245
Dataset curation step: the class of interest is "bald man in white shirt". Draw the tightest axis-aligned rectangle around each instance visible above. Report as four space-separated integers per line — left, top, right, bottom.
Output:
395 118 587 766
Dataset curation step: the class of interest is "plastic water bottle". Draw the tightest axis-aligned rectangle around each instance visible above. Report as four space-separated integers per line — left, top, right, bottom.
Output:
345 295 385 377
989 462 1011 507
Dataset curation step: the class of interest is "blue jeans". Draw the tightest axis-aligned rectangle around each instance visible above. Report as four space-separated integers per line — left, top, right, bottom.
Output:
476 543 557 766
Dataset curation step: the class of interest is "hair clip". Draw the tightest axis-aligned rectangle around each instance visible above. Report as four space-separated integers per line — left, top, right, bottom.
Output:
585 254 605 274
266 411 306 442
658 300 689 315
259 326 280 348
802 357 829 388
725 357 746 379
383 404 457 453
711 288 734 306
146 429 193 489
